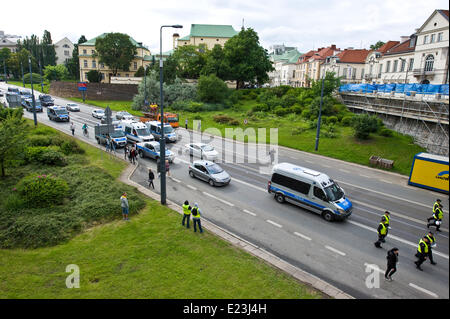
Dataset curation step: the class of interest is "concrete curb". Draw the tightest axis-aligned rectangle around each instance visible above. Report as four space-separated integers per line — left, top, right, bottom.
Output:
121 162 354 299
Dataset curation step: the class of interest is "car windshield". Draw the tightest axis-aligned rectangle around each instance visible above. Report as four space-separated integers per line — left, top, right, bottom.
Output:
97 111 105 114
111 130 125 138
42 96 52 100
206 164 223 174
323 183 344 202
163 126 173 133
136 128 150 136
201 145 214 152
55 109 68 115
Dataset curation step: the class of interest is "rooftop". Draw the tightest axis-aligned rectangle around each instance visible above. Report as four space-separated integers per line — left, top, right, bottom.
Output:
179 24 238 41
81 33 148 49
336 49 370 63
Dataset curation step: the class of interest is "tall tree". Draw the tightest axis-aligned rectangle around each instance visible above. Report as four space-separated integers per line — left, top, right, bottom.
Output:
370 41 385 51
65 35 87 80
6 49 36 79
41 30 57 66
201 44 231 80
95 33 137 79
0 48 11 76
223 28 274 89
170 45 207 79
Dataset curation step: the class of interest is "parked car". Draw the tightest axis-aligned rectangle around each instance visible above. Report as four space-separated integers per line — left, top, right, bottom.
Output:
188 160 231 186
39 94 54 107
184 143 219 161
92 109 105 119
66 103 80 112
7 87 19 94
116 111 132 120
136 141 174 162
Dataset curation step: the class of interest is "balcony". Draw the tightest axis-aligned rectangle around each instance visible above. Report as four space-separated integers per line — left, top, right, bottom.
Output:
413 68 436 76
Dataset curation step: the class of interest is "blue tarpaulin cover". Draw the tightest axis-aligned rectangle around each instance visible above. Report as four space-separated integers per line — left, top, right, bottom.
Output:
340 83 449 96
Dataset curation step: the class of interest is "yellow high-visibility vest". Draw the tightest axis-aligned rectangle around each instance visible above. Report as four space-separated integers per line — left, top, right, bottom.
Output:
182 204 191 215
379 222 387 235
417 239 429 254
192 207 201 219
433 207 443 220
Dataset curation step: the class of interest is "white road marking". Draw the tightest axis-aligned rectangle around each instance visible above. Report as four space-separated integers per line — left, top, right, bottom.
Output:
364 263 384 274
170 177 181 183
380 179 393 184
359 174 372 178
231 177 267 192
339 168 350 173
348 220 449 260
321 164 331 168
294 232 312 241
186 184 197 191
202 191 235 207
325 245 346 256
408 283 439 298
243 209 257 216
266 220 283 228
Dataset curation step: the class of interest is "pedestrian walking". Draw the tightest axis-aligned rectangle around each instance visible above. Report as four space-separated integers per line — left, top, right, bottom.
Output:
148 168 155 189
427 199 443 231
124 145 129 160
105 135 110 152
70 122 75 136
130 146 136 164
414 236 430 271
185 118 188 129
182 200 192 228
374 219 388 248
385 247 399 281
191 203 203 233
425 231 437 265
120 192 129 221
380 211 391 240
165 160 170 177
157 158 161 178
110 138 116 155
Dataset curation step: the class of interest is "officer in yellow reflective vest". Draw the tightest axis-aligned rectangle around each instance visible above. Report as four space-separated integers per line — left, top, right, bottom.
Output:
374 220 388 248
182 200 192 229
191 203 203 233
380 211 391 241
427 201 444 232
414 237 430 271
425 231 437 265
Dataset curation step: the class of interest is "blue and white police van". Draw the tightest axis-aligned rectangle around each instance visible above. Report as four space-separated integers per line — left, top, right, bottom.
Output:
268 162 352 222
47 106 69 122
145 121 177 143
136 141 175 163
117 120 154 143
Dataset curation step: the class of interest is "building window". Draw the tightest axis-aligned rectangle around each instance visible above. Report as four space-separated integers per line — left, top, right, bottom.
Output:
423 35 428 44
64 50 70 56
386 61 391 73
83 49 87 54
408 58 414 71
83 60 88 68
100 63 104 69
216 39 219 41
126 74 129 77
361 68 364 79
91 50 95 54
430 34 435 43
393 60 398 73
424 55 434 71
92 60 96 68
379 64 383 76
63 44 70 48
438 32 443 42
400 59 406 72
133 62 137 70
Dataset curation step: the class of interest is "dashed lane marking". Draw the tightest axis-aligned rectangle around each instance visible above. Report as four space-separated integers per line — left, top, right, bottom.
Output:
294 232 312 241
202 191 235 207
325 245 346 256
408 283 439 298
266 220 283 228
243 209 257 216
187 184 197 191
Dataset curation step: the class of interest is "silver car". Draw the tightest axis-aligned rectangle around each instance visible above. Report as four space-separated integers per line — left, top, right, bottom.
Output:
188 160 231 186
66 103 80 111
92 109 105 119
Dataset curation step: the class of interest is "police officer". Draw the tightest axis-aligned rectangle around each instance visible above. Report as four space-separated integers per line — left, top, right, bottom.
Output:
182 200 192 228
414 236 430 271
427 200 444 231
191 203 203 233
380 211 391 241
374 220 388 248
425 231 437 265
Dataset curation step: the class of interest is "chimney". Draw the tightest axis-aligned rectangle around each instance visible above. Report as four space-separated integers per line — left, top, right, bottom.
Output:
400 36 409 43
173 33 180 49
346 47 354 50
330 44 336 50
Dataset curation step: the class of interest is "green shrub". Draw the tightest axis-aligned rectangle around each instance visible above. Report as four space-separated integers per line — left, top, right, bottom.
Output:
321 123 339 138
213 114 234 124
60 139 85 155
228 119 240 126
16 174 69 207
23 73 43 84
352 114 381 139
327 116 339 125
379 128 394 137
301 109 312 119
197 74 229 103
27 135 52 147
274 106 291 117
188 102 204 113
291 104 303 114
341 115 355 126
193 115 203 120
251 104 270 112
2 192 26 211
25 146 67 166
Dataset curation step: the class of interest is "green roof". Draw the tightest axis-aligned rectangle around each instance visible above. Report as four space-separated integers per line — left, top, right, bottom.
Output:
182 24 238 39
145 50 174 62
270 49 302 64
81 33 147 49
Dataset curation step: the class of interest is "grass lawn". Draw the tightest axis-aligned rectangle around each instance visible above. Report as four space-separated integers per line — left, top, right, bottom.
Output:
0 122 322 299
7 81 50 94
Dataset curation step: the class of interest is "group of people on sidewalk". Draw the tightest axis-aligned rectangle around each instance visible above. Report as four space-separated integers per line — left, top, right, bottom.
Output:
181 200 203 233
124 144 138 164
374 199 444 281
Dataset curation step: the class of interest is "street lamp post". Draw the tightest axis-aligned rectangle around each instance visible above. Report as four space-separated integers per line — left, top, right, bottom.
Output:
159 24 182 205
28 56 37 126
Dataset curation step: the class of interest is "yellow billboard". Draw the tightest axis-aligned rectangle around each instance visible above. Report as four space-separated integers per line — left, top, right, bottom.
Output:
409 153 449 194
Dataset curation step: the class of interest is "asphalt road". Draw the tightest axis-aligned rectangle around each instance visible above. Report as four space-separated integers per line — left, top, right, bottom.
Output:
1 83 448 299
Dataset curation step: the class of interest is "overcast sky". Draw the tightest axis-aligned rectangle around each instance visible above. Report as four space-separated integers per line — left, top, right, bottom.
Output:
2 0 448 54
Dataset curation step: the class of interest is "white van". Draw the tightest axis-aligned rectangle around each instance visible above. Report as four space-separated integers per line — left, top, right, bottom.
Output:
117 120 154 143
145 121 177 142
268 163 352 221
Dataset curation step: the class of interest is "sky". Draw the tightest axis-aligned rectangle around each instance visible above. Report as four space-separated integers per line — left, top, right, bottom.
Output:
1 0 448 54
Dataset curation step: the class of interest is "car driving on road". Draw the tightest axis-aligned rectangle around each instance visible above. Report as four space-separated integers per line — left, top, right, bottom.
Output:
92 109 105 119
184 143 219 161
66 103 80 112
23 98 43 112
136 141 174 163
116 111 133 120
189 160 231 186
39 94 54 107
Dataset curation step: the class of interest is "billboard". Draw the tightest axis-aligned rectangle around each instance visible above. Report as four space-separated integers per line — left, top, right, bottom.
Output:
408 153 449 194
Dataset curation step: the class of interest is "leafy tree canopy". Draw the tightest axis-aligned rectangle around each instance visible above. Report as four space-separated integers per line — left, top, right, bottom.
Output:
95 33 137 77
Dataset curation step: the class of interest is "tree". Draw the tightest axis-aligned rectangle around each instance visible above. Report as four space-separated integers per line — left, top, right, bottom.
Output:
87 70 102 83
197 74 229 103
170 45 207 79
66 35 87 80
41 30 57 66
201 44 231 80
0 108 29 177
370 41 385 51
310 71 341 97
223 28 274 89
134 66 145 77
44 64 69 81
6 49 36 79
351 113 380 139
0 48 11 76
95 33 137 78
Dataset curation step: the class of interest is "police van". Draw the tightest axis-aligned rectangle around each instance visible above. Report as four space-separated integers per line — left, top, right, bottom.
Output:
136 141 175 163
117 120 154 143
145 121 177 142
268 163 352 221
47 106 70 122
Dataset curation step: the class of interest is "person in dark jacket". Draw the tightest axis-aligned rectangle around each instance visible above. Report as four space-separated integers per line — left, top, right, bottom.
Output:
385 247 399 281
148 168 155 189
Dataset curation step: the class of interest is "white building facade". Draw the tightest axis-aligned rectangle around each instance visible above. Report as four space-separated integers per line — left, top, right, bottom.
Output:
54 37 74 65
